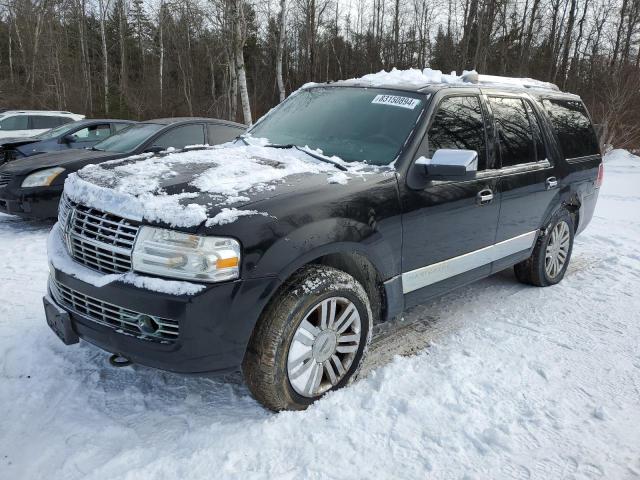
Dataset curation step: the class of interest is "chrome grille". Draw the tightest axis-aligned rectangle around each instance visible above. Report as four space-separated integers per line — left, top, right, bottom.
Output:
0 172 12 188
60 195 139 274
49 276 179 342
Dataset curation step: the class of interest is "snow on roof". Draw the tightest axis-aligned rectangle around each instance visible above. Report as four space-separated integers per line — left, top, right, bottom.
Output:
65 142 374 228
324 67 560 92
341 68 466 87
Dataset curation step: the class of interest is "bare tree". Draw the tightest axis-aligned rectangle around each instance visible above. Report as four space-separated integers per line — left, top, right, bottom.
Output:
231 0 251 124
276 0 287 102
1 0 640 147
97 0 112 114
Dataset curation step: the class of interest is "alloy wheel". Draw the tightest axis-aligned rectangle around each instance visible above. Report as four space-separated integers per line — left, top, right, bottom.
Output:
545 221 571 278
287 297 361 397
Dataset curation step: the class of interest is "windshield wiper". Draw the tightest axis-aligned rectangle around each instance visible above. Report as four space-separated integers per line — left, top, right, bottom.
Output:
264 143 347 171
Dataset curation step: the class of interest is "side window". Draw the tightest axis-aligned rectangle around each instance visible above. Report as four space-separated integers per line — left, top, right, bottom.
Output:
0 115 28 131
542 99 599 159
489 97 535 167
426 96 488 170
153 124 205 149
524 101 546 161
72 124 112 142
207 124 243 145
30 116 67 129
113 123 130 132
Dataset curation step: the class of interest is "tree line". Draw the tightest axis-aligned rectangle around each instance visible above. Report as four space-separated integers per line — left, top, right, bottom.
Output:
1 0 639 147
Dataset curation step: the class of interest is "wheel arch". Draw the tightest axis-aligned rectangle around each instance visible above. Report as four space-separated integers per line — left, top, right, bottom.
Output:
269 244 390 325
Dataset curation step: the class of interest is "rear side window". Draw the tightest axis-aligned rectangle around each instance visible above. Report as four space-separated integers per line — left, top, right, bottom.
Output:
30 116 69 129
113 123 130 132
426 96 488 170
489 97 536 167
153 124 205 149
543 99 599 158
72 124 112 142
207 124 243 145
0 115 28 131
524 101 546 161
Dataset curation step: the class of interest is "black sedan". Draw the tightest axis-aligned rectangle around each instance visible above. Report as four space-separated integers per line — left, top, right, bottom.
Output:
0 117 246 219
0 119 135 165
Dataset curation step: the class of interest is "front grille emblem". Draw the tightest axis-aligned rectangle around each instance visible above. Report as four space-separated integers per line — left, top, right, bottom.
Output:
63 206 76 255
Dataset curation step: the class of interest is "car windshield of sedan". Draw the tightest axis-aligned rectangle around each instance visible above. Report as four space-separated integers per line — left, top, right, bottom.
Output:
34 122 80 140
92 123 163 153
248 86 426 165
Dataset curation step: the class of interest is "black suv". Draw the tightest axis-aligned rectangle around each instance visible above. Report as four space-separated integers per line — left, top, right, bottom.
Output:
43 72 602 411
0 117 245 218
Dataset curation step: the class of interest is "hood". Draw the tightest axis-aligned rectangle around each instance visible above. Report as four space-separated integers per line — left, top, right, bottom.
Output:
0 148 121 175
0 137 38 149
65 144 385 229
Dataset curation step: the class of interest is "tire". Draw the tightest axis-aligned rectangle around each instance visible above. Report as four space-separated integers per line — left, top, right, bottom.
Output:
242 265 373 411
514 209 575 287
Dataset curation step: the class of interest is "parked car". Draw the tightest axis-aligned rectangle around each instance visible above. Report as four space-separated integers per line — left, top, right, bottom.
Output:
0 111 85 139
0 119 135 165
0 117 245 219
43 72 603 411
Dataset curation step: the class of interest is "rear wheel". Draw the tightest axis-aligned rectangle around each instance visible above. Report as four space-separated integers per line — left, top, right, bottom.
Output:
514 209 574 287
242 265 373 411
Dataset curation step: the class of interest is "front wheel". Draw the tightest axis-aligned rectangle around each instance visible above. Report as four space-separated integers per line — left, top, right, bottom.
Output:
242 265 373 411
514 209 575 287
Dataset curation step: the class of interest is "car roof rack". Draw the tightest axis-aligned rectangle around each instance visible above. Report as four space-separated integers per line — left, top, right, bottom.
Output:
461 71 560 92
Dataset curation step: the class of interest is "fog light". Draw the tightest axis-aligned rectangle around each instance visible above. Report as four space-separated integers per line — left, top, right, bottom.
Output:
137 314 159 335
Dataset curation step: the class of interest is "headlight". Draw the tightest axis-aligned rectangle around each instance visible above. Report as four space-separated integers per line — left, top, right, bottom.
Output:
21 167 65 187
132 226 241 282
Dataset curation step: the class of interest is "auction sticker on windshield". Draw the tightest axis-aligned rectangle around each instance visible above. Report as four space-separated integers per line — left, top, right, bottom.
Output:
371 94 421 110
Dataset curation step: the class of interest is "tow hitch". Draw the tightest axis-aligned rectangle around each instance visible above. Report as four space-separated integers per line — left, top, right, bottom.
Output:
108 354 133 367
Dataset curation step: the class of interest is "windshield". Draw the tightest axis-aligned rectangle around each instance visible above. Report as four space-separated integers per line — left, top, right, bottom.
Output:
34 122 81 140
248 87 426 165
92 123 163 153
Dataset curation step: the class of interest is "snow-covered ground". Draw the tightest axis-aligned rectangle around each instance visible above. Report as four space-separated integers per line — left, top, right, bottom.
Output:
1 150 639 479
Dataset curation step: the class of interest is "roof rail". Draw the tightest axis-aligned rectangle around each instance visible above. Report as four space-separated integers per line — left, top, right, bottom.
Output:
461 71 560 92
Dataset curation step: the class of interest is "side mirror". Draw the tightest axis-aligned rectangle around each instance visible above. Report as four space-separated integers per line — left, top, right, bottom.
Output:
62 134 77 144
416 149 478 179
144 146 164 154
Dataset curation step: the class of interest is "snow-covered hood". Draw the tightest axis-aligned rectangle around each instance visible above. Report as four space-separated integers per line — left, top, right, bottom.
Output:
65 144 382 229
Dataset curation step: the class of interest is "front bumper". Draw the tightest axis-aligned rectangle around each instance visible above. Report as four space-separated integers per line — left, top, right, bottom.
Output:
0 186 62 218
47 265 279 374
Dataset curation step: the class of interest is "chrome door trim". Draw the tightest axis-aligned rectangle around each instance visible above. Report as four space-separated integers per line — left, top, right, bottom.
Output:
497 159 552 176
401 230 538 294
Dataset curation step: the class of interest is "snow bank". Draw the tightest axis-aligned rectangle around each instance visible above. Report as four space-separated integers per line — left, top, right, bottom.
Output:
603 148 639 163
0 150 639 479
47 223 205 295
66 144 369 228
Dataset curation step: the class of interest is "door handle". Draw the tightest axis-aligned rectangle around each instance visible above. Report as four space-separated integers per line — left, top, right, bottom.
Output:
476 188 494 205
546 176 558 190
